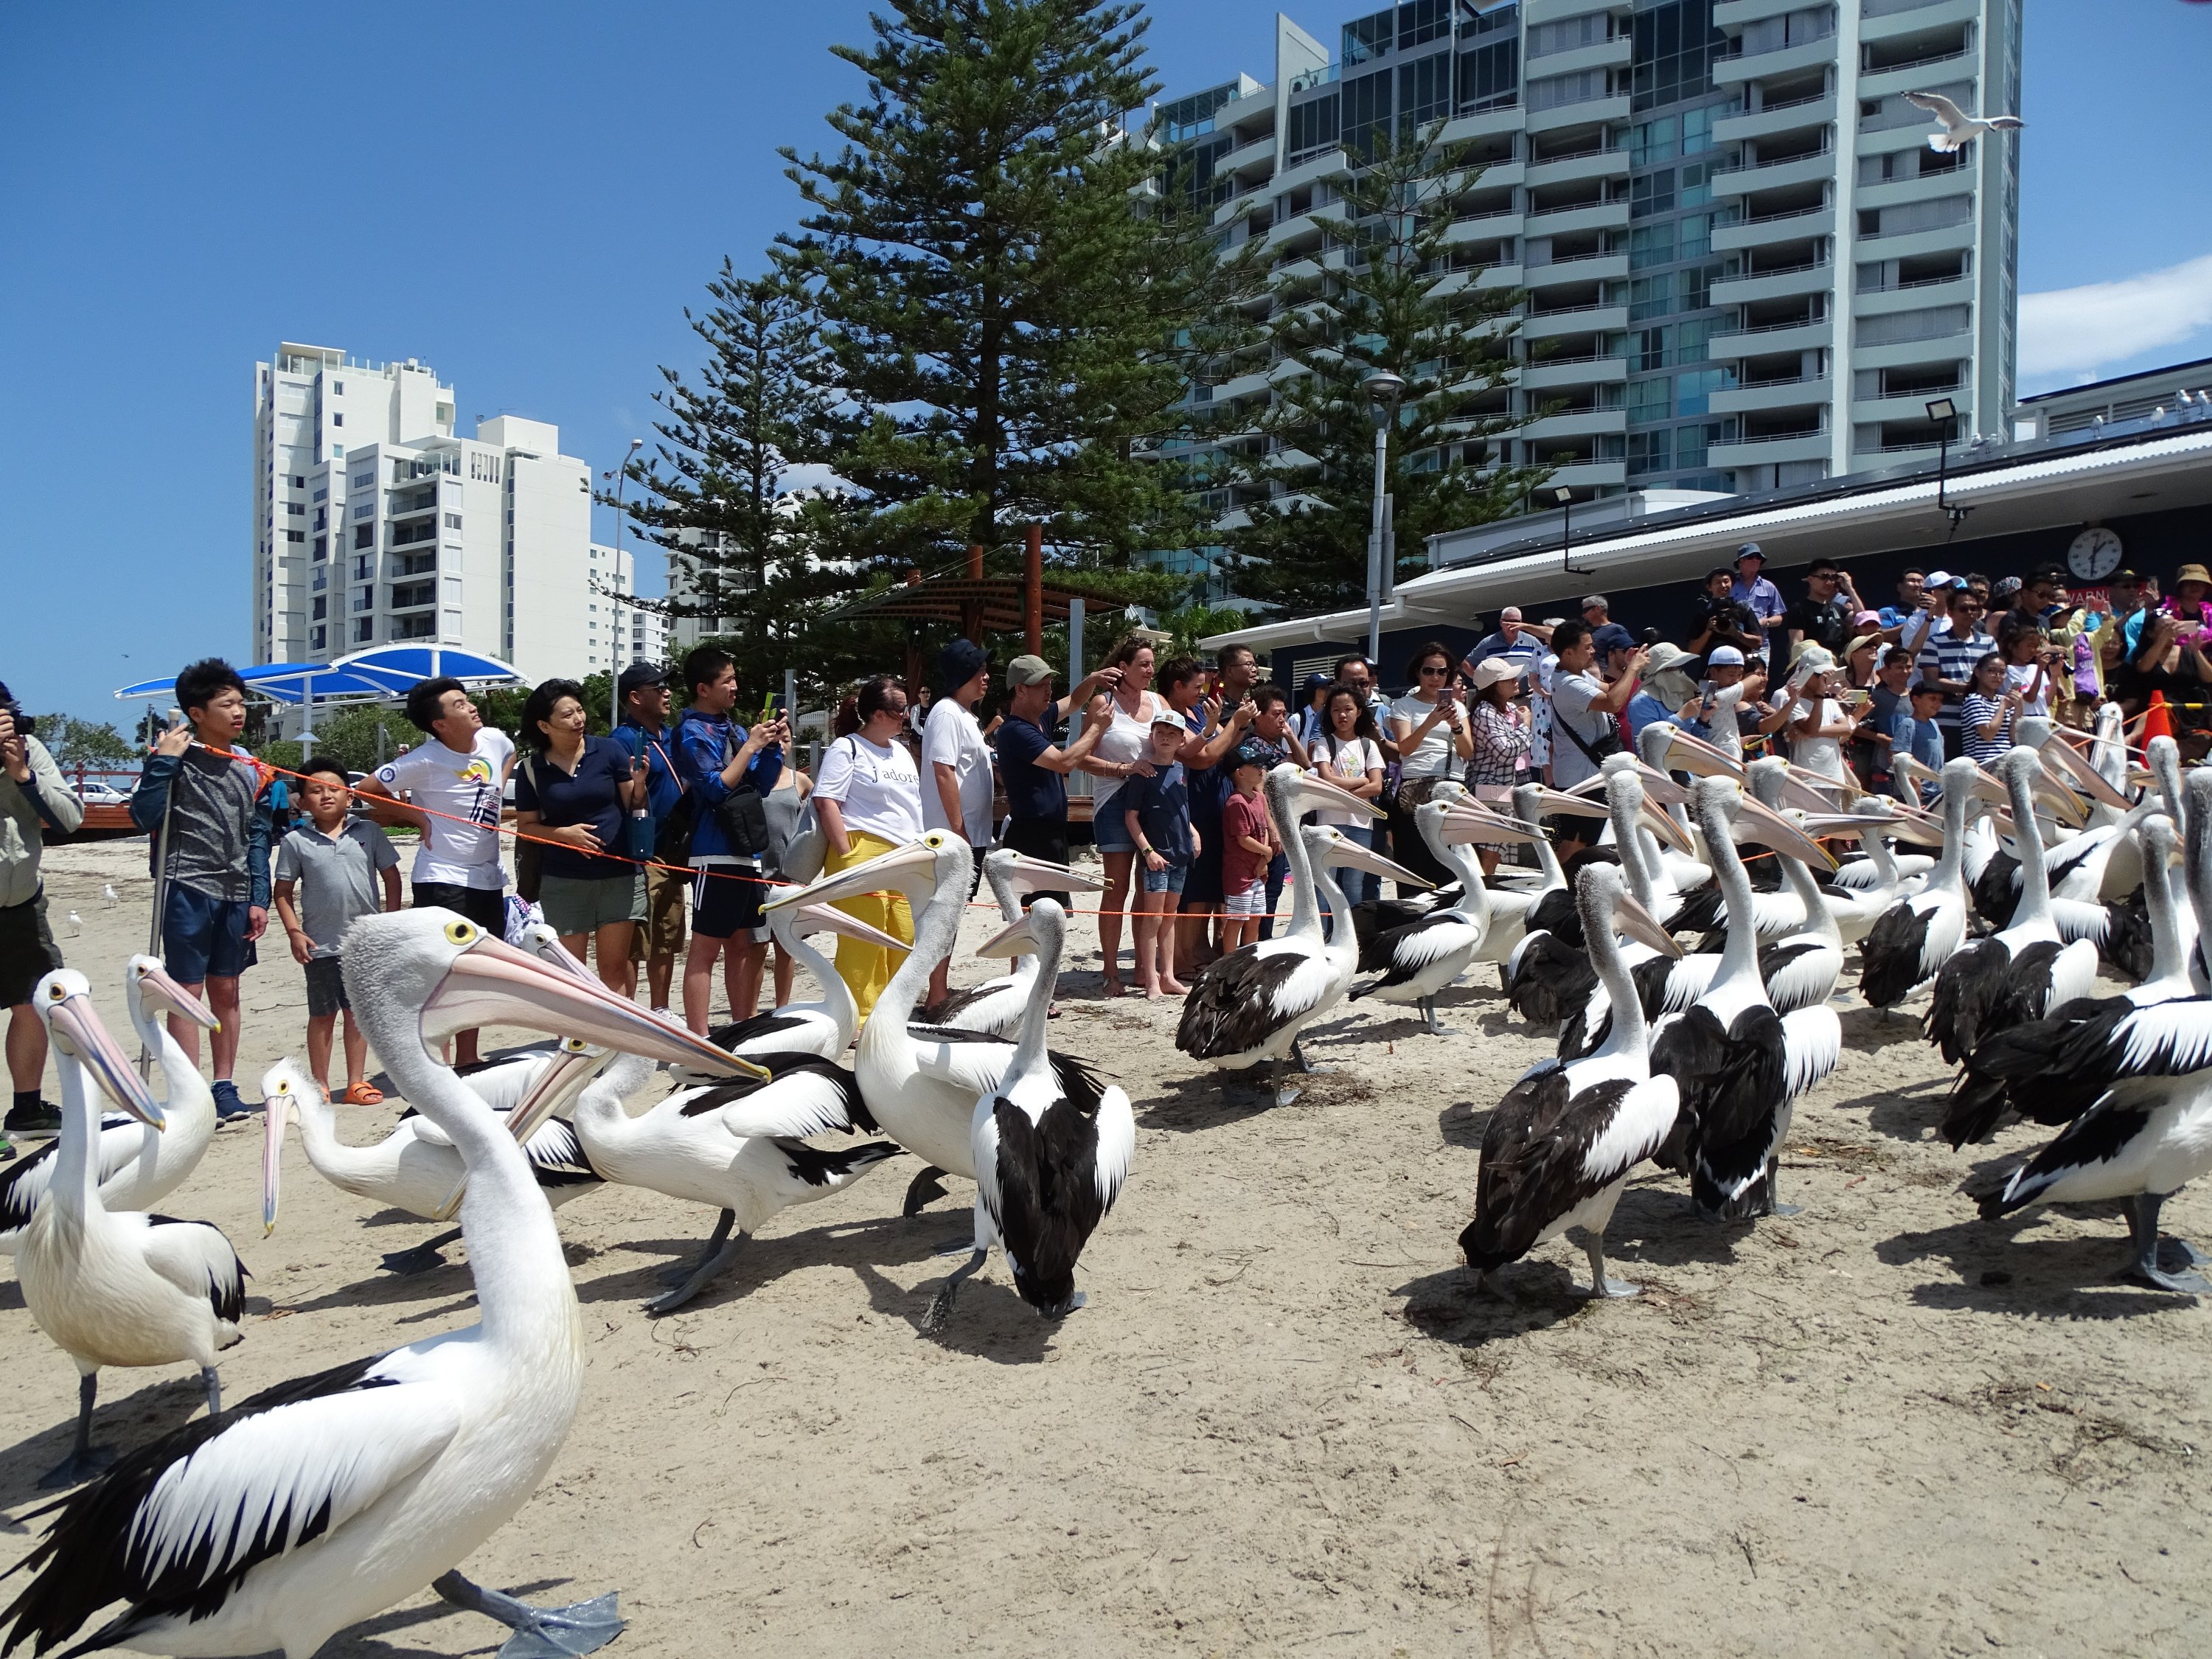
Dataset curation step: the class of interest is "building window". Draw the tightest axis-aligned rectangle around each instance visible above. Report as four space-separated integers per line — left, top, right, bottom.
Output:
287 501 306 516
331 445 342 457
1676 366 1731 415
353 618 374 643
1627 377 1672 422
354 523 375 549
1456 37 1517 112
1630 0 1729 114
445 512 462 529
1342 69 1392 159
311 625 326 650
1399 51 1452 133
1343 7 1392 65
285 529 305 543
332 414 343 426
333 380 344 394
1398 0 1449 51
312 597 327 620
1631 169 1675 219
1528 14 1612 58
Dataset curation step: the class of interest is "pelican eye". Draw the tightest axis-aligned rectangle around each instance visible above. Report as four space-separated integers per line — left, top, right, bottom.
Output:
46 982 66 1000
445 919 479 945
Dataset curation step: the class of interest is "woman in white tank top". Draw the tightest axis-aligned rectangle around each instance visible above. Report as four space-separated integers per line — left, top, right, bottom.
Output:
1082 636 1166 996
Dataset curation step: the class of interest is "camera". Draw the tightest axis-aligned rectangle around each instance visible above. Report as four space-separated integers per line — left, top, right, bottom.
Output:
1638 627 1663 647
0 701 31 739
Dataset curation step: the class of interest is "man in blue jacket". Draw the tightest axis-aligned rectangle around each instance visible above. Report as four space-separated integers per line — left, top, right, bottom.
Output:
613 661 690 1012
129 658 274 1121
672 647 786 1035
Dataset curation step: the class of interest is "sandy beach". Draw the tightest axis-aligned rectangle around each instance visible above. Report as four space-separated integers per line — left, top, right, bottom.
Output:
3 835 2208 1658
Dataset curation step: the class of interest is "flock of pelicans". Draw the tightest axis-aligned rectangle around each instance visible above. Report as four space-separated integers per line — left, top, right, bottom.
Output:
2 703 2211 1658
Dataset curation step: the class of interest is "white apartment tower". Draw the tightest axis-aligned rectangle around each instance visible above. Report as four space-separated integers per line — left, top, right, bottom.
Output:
1156 0 2021 509
251 344 615 684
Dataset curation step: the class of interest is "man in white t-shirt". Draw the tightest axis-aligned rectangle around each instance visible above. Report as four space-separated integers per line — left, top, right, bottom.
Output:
358 675 517 1063
921 639 998 1005
1545 621 1646 853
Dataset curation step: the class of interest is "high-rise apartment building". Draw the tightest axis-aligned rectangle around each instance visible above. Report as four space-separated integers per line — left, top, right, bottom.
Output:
587 543 670 672
251 344 617 684
1155 0 2020 514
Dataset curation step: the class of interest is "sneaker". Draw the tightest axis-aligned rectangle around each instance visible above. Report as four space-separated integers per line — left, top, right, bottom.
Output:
4 1100 63 1136
1 1134 13 1164
210 1080 255 1123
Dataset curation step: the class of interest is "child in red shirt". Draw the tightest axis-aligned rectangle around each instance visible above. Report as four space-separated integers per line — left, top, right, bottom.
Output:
1218 749 1277 953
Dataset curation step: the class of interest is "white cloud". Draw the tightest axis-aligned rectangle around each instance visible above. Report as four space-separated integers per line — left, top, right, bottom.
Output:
2019 252 2212 380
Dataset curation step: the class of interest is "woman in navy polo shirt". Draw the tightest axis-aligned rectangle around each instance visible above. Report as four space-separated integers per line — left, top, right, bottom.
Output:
514 677 648 990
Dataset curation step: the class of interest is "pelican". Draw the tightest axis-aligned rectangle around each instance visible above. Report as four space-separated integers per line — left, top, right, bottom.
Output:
1861 757 1978 1007
924 849 1105 1035
1470 782 1570 970
1178 767 1419 1107
762 832 1099 1223
15 972 242 1489
1649 779 1842 1221
1946 811 2194 1147
1462 864 1683 1298
690 902 917 1066
1925 749 2101 1066
1 956 220 1253
925 897 1135 1332
1352 799 1539 1034
0 908 744 1659
511 1040 901 1316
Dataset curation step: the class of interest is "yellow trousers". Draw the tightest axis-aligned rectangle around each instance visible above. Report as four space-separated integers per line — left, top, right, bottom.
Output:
824 831 916 1023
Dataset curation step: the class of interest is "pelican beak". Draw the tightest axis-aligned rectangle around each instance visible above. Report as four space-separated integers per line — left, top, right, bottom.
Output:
1327 832 1427 888
424 935 767 1078
976 911 1041 961
1295 773 1385 821
260 1079 293 1234
1733 796 1837 869
434 1040 610 1220
765 838 945 911
1663 731 1746 779
46 985 163 1127
1896 754 1945 791
796 902 908 952
1641 800 1697 857
1967 769 2013 809
2026 771 2090 828
997 849 1105 895
1632 763 1693 807
1886 805 1951 847
2042 737 2132 811
1613 891 1682 958
1439 807 1542 847
1530 787 1610 821
1774 768 1845 813
140 962 221 1031
520 926 597 981
1795 815 1871 841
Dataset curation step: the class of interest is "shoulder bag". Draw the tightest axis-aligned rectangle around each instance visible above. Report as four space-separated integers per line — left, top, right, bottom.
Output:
514 754 544 903
711 725 773 862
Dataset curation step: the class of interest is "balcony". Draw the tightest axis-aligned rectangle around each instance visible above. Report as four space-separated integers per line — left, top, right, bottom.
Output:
1708 313 1833 357
1711 145 1837 197
1861 0 1978 37
1715 0 1806 23
1523 147 1629 189
391 519 438 548
1714 202 1832 251
1523 36 1630 82
1853 329 1975 371
1711 260 1832 306
1859 50 1975 100
1524 252 1629 288
1518 355 1627 392
1521 198 1628 237
1713 374 1829 415
1854 272 1974 316
1444 209 1523 246
1524 93 1630 136
1523 303 1628 340
1715 91 1835 145
1519 408 1626 442
1537 457 1629 490
1852 389 1965 425
1710 428 1830 469
1717 38 1837 85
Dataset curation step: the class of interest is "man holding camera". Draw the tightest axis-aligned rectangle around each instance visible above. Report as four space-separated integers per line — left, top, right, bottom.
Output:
1 689 83 1147
1684 567 1762 669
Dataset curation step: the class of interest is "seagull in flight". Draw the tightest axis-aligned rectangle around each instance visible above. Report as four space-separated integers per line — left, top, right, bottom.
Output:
1905 90 2025 153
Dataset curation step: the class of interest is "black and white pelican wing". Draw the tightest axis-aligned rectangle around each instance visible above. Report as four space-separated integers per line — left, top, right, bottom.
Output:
1354 911 1481 995
922 976 1020 1032
1758 936 1840 1015
1776 1005 1842 1099
519 1116 601 1187
0 1351 463 1656
1975 1088 2162 1219
706 1010 818 1054
669 1051 872 1138
974 1067 1130 1315
1461 1070 1677 1272
1175 947 1333 1061
0 1116 147 1236
142 1215 248 1328
907 1024 1105 1105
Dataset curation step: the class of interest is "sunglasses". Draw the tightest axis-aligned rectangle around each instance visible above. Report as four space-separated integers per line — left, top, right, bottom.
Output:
1418 664 1450 676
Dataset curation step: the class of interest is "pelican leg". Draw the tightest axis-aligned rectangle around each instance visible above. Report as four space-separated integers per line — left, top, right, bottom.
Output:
1574 1233 1641 1299
1270 1057 1302 1110
1421 998 1458 1037
657 1209 735 1287
201 1366 222 1417
1763 1158 1804 1219
1290 1039 1333 1075
38 1374 112 1489
2121 1193 2212 1295
902 1164 949 1217
643 1229 748 1318
380 1226 464 1276
431 1571 625 1659
920 1248 989 1335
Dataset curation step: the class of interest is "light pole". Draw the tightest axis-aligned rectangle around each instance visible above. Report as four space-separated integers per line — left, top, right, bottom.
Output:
599 437 644 727
1555 484 1587 574
1925 397 1971 538
1363 369 1405 664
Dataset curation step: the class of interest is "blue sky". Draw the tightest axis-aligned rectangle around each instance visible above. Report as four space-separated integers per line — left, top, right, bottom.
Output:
4 1 2208 727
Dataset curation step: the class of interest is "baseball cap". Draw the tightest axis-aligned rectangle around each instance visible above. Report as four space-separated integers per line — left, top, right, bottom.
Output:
1301 672 1332 695
616 661 669 701
1591 623 1636 655
1006 654 1054 688
937 637 990 694
1735 542 1766 564
1992 576 2023 599
1228 742 1273 771
1706 644 1747 667
1467 655 1522 691
1853 610 1881 626
1925 568 1966 590
1150 708 1188 730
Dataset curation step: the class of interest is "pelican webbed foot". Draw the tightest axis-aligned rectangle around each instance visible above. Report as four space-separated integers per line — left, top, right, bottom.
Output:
644 1228 747 1318
432 1572 625 1659
1574 1237 1641 1299
656 1210 735 1287
902 1165 949 1217
2121 1194 2211 1295
380 1226 464 1276
920 1248 989 1336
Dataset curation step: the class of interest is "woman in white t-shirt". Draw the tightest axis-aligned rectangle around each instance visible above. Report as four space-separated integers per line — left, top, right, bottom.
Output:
1786 655 1854 784
1082 635 1168 997
815 675 925 1019
1309 685 1386 902
1388 641 1475 891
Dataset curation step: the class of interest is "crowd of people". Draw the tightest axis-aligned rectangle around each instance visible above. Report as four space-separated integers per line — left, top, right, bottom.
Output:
0 538 2201 1144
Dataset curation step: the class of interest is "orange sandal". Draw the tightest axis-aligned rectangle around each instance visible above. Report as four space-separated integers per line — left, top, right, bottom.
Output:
342 1080 385 1106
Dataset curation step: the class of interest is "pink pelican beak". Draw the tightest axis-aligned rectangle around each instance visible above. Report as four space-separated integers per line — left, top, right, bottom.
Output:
131 956 222 1032
1437 805 1543 847
1731 794 1838 870
2041 737 2132 812
42 977 162 1127
259 1062 316 1235
792 902 908 952
1613 890 1682 958
765 835 950 912
991 848 1105 896
434 1037 615 1220
976 910 1045 960
1528 787 1610 821
1312 824 1428 888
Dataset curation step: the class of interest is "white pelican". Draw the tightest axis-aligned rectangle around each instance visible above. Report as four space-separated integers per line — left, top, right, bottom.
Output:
1177 768 1419 1107
923 848 1104 1036
1467 782 1568 971
15 972 242 1489
1462 864 1683 1297
1 955 220 1253
1946 810 2194 1147
1926 749 2101 1066
1649 779 1842 1221
509 1040 901 1316
924 897 1134 1332
695 902 914 1065
1352 799 1539 1034
0 908 744 1659
1861 757 1978 1007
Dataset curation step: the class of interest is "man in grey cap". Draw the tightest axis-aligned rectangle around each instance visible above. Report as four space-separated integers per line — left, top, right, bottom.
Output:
991 655 1115 912
1730 542 1786 662
922 637 995 1006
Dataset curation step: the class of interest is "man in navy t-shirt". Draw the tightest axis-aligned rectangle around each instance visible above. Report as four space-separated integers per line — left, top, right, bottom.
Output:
992 655 1112 909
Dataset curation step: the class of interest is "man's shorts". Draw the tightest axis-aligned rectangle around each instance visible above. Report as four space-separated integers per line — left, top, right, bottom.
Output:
0 891 63 1008
1141 861 1189 896
691 858 768 943
629 860 690 962
412 880 507 936
162 884 257 984
1222 884 1266 919
304 956 349 1018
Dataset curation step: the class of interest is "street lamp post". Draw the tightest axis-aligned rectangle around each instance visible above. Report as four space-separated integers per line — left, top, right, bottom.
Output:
1925 397 1971 538
1363 369 1405 665
600 437 644 727
1555 485 1587 574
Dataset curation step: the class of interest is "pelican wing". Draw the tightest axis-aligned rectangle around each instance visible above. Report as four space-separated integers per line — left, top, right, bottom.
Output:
1777 1005 1843 1099
0 1120 147 1234
669 1052 870 1139
520 1116 600 1186
141 1217 248 1327
908 1024 1105 1105
0 1352 463 1655
922 975 1021 1032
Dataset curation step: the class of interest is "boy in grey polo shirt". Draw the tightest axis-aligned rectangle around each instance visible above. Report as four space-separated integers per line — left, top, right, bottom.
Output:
273 759 400 1103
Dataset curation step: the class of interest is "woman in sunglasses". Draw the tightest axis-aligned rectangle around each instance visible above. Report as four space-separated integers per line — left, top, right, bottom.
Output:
1387 642 1475 893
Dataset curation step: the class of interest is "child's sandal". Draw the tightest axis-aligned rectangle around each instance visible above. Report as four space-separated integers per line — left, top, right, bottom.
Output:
342 1080 385 1106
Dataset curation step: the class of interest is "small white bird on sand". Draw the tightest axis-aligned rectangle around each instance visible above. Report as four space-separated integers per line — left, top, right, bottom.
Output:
66 911 82 937
102 883 119 908
1904 89 2024 152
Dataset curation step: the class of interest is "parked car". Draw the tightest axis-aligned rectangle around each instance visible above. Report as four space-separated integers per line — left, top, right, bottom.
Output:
76 779 130 806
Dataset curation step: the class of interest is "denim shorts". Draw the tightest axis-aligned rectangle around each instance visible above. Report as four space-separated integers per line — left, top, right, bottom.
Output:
161 884 257 983
1092 793 1138 852
1141 861 1188 896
